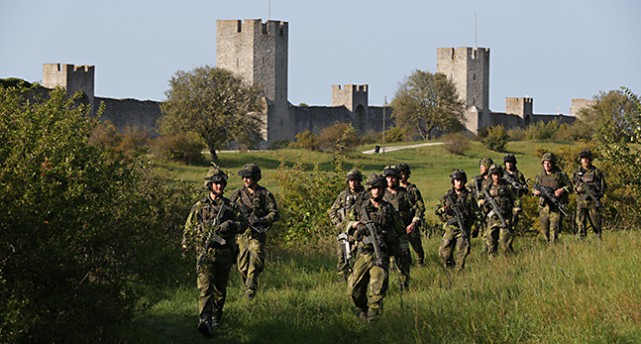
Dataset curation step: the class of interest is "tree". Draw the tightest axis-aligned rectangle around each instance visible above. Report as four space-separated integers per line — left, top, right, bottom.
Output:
391 70 465 140
159 66 264 160
577 90 636 137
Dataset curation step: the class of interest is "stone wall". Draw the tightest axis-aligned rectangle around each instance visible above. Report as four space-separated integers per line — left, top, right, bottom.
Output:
95 97 161 135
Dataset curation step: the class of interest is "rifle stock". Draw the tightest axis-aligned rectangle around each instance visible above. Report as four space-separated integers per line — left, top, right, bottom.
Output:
532 182 568 216
362 221 384 267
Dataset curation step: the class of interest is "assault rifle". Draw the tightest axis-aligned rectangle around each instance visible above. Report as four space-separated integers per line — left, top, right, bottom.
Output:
202 203 228 247
504 173 528 194
576 179 602 208
361 221 384 267
532 182 568 216
338 194 357 223
237 202 268 233
337 233 352 272
445 193 469 242
481 188 511 234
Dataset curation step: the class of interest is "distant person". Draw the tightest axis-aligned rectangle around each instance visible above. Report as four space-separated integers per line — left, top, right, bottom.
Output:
467 158 494 238
382 165 413 291
435 169 480 270
230 163 279 300
572 150 607 239
346 173 408 322
479 164 520 255
182 165 247 337
532 153 572 243
328 169 368 280
397 163 426 267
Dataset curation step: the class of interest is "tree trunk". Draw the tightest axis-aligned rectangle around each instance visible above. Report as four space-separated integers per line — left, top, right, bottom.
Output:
208 146 218 161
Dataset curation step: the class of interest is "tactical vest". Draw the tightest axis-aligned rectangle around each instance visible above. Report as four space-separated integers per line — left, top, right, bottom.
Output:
383 187 413 225
487 182 512 216
444 189 474 227
539 171 561 190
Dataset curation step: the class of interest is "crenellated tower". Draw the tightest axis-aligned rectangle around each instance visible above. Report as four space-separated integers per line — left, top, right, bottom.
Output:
332 84 369 133
42 63 95 113
216 19 289 143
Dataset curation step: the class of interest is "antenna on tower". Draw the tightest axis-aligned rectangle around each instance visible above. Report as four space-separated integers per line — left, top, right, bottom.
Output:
474 12 478 49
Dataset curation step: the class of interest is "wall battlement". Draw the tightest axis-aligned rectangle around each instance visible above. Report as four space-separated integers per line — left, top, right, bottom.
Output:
505 97 534 118
43 63 95 112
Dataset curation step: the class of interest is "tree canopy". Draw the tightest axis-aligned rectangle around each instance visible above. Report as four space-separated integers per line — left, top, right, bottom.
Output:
391 70 465 140
159 66 264 160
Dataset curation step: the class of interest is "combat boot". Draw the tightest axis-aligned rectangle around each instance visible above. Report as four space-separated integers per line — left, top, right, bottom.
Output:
197 317 213 337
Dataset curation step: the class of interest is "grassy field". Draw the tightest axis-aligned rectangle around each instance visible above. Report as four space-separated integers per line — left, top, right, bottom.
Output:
134 141 640 343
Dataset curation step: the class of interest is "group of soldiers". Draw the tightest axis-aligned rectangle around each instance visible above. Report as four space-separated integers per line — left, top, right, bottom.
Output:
181 163 279 337
180 149 607 334
329 149 606 323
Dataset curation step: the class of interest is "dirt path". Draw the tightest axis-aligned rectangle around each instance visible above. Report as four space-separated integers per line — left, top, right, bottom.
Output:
361 142 443 154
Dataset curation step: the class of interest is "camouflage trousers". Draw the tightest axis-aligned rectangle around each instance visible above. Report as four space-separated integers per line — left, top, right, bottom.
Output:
439 224 470 271
576 201 602 239
348 251 389 322
196 246 235 322
539 205 563 243
485 216 513 255
236 230 266 298
407 227 425 263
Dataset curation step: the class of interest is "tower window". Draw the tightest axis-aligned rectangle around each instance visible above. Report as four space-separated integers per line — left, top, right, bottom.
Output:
473 74 476 80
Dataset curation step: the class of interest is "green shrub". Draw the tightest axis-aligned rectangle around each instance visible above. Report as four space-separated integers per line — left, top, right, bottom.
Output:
441 132 470 155
507 127 525 141
482 125 508 151
0 86 193 343
149 132 205 164
524 120 560 140
290 130 318 150
317 122 359 153
382 126 408 143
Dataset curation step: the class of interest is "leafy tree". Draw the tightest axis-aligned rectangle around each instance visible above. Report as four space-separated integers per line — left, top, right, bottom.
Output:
482 125 508 151
0 86 192 342
578 90 636 136
159 66 263 160
391 70 465 140
317 122 360 153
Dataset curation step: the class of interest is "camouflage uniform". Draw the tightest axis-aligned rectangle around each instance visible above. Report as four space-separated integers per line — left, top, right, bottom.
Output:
435 169 480 270
398 163 426 266
467 158 493 238
182 166 247 336
480 165 521 255
230 163 279 300
346 173 408 322
382 165 414 290
572 150 607 239
328 169 368 277
534 153 572 243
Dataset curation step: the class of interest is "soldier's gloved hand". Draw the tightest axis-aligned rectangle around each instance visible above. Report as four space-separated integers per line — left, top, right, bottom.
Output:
247 213 258 225
219 220 234 232
354 223 367 240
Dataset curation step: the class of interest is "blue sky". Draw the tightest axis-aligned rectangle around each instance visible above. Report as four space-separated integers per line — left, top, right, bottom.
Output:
1 0 639 114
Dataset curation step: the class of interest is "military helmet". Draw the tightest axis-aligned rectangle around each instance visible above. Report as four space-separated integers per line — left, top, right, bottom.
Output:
346 169 363 182
489 164 503 175
366 173 386 190
397 163 411 176
204 164 228 188
479 157 494 168
579 149 593 161
541 152 556 164
382 165 400 178
449 169 468 184
503 153 517 164
238 163 262 182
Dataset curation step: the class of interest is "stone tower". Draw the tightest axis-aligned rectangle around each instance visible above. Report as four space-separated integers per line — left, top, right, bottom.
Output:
332 84 369 133
42 63 95 113
437 47 490 133
216 19 289 143
505 97 533 125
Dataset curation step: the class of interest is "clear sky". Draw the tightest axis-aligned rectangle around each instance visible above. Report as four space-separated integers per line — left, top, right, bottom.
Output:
1 0 639 114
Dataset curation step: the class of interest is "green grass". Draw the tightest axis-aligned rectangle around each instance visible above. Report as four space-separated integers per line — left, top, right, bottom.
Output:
134 141 640 343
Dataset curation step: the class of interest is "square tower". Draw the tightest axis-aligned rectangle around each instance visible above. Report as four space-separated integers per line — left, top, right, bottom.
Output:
332 84 369 133
437 47 490 114
42 63 95 113
216 19 288 105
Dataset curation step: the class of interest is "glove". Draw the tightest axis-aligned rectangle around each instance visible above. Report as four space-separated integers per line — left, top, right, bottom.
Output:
219 220 234 232
247 213 258 225
354 223 367 240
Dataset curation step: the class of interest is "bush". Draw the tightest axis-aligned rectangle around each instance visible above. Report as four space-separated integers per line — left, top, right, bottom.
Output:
441 132 470 155
482 125 508 151
149 132 205 164
524 120 560 140
317 122 360 153
552 122 593 142
0 86 193 343
290 130 318 150
382 126 408 143
273 161 344 248
507 127 525 141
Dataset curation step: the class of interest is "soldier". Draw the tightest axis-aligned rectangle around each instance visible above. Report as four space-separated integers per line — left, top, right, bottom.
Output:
345 173 408 322
572 150 607 239
435 169 480 270
230 163 279 300
503 153 528 230
467 158 494 237
479 164 521 255
532 153 572 243
397 163 426 266
382 165 414 290
328 169 367 280
182 165 247 337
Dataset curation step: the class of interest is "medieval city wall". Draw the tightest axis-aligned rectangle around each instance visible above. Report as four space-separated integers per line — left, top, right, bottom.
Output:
95 97 162 135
